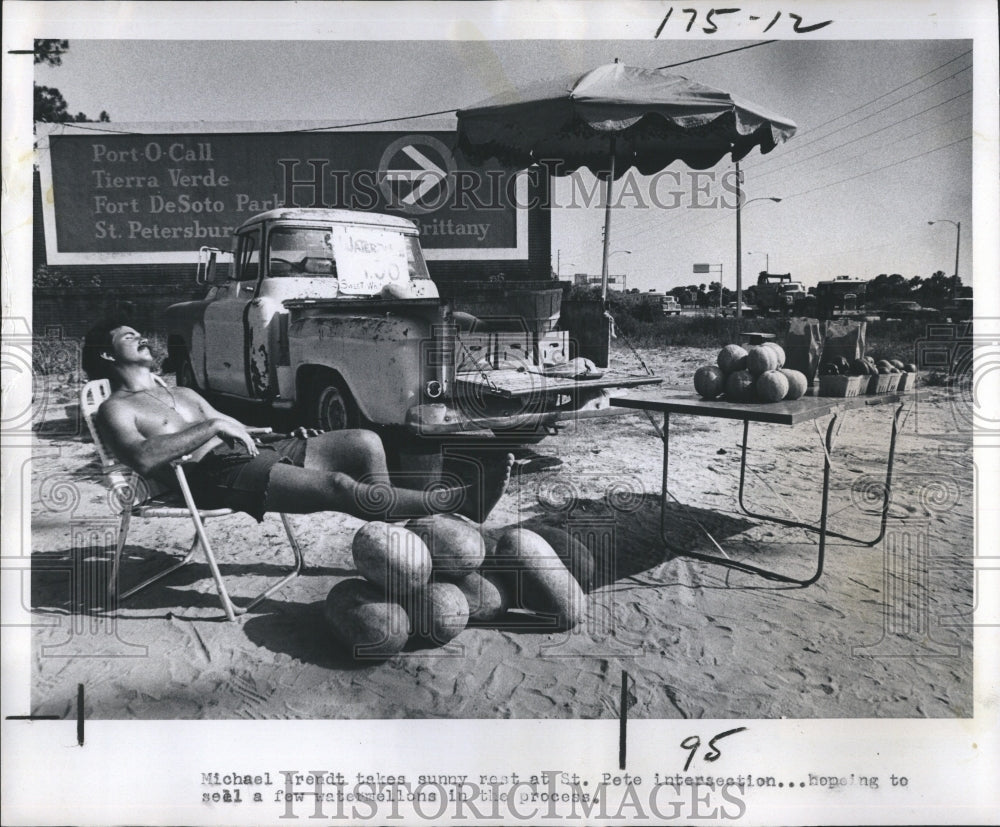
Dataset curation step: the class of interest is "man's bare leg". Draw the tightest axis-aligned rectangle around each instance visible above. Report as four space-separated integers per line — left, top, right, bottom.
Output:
302 430 390 481
264 453 514 523
451 450 515 523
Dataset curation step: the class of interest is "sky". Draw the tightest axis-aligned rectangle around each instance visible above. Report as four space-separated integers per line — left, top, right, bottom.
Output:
33 36 975 293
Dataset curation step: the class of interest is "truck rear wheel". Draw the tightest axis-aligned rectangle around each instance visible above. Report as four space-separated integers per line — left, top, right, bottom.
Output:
309 375 360 431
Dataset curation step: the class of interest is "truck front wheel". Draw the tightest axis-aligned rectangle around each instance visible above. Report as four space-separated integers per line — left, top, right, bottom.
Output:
309 376 360 431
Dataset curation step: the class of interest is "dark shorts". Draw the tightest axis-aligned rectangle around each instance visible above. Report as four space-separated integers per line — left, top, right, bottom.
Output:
184 436 309 522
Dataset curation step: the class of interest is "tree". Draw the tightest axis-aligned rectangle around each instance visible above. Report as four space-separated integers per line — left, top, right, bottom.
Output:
914 270 956 309
866 273 910 306
34 40 69 66
33 40 110 123
707 281 724 307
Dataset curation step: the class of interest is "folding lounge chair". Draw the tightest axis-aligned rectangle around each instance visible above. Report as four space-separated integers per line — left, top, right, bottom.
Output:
79 378 304 621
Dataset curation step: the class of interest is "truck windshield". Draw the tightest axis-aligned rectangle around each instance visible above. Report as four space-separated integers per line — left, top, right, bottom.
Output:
268 228 337 276
266 226 430 284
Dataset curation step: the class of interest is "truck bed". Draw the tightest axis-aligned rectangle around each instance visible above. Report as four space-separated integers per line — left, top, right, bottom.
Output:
455 368 662 399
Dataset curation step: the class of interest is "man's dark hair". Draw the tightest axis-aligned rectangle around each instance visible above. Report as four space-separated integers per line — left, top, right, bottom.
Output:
82 319 130 381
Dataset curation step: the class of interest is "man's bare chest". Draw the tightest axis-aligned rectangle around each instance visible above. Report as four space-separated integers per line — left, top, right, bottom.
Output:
123 390 202 436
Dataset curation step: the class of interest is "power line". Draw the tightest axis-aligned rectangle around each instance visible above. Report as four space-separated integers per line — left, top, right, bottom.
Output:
767 105 971 186
656 40 779 70
770 48 971 147
781 134 971 202
565 88 970 255
34 108 461 137
748 62 971 171
297 109 458 132
792 228 927 261
614 130 971 253
598 58 973 244
36 120 139 136
614 197 738 250
751 87 971 181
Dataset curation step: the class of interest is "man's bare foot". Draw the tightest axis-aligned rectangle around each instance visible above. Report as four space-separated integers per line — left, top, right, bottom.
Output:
457 452 514 523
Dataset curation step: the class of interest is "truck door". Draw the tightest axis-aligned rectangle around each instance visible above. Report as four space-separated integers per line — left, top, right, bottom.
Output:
203 227 260 394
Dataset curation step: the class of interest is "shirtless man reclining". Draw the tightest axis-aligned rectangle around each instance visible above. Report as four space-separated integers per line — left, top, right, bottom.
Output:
83 321 512 524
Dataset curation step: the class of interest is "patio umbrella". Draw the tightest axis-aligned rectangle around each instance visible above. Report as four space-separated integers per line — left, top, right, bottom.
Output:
456 62 797 298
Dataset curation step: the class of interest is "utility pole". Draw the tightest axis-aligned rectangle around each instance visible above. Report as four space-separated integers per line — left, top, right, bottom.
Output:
735 161 743 319
928 219 961 301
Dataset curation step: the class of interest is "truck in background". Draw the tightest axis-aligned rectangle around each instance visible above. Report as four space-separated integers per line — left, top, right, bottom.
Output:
660 295 682 316
754 271 795 314
814 275 868 319
779 280 807 311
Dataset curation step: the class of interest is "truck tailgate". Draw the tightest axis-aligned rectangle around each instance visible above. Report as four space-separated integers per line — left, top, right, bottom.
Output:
455 368 661 398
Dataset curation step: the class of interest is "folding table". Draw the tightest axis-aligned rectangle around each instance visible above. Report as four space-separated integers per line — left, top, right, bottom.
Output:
610 391 906 587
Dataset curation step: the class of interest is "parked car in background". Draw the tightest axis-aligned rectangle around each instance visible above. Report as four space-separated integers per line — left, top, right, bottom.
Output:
879 301 940 321
942 297 973 322
721 301 755 318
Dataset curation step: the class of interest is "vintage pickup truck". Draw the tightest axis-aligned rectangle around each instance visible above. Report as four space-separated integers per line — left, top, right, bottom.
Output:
164 208 658 445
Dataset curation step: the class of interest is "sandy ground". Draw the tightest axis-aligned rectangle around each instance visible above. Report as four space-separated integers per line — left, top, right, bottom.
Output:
28 345 973 719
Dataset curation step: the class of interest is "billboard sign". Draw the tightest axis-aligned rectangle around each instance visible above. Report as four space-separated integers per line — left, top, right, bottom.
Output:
37 123 529 264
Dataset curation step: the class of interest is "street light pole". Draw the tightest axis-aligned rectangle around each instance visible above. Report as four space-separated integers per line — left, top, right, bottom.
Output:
928 219 961 300
748 251 769 271
735 161 781 320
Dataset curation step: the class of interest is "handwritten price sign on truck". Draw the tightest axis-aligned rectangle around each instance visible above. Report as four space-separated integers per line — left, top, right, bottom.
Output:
331 224 409 295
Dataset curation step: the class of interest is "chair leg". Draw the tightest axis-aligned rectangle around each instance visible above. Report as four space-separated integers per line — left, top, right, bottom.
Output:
117 534 200 602
173 467 239 621
113 466 306 621
232 512 305 614
107 506 133 602
186 513 239 622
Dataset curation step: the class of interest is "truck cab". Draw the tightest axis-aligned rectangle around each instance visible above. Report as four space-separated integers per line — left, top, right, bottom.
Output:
660 295 682 316
779 281 807 312
754 271 794 314
815 275 868 319
165 209 659 442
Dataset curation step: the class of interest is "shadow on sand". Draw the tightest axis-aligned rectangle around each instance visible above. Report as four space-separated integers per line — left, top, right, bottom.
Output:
31 493 760 670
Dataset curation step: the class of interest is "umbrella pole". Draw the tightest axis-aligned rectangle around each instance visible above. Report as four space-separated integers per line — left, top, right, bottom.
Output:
600 135 616 301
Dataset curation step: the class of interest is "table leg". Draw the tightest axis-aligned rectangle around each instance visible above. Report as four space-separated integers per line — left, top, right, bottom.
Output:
737 402 905 546
668 414 837 586
660 411 670 541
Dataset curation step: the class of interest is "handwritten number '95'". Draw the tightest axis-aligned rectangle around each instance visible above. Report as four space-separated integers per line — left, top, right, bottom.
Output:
680 727 748 772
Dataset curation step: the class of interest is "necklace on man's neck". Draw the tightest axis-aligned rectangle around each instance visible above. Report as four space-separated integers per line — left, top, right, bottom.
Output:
124 385 177 411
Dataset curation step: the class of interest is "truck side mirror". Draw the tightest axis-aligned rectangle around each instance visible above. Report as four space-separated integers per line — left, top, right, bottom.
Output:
197 246 229 284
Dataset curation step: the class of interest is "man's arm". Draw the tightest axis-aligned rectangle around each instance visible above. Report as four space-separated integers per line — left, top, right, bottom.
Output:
175 387 323 439
98 399 258 477
174 387 253 431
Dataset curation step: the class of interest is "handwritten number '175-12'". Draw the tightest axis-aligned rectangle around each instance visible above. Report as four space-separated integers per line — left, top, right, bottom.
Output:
655 8 833 36
680 727 748 772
